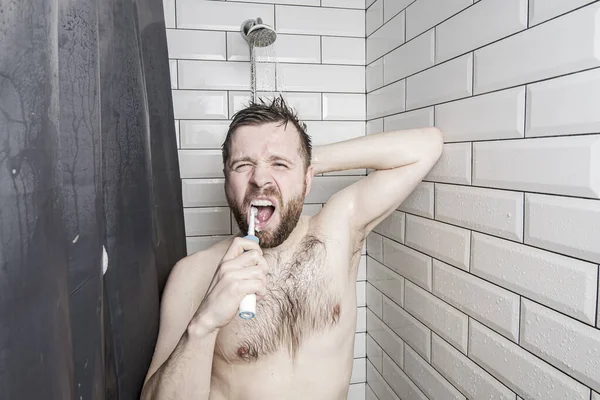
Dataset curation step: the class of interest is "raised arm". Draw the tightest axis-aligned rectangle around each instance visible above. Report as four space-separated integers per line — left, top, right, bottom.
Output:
313 127 443 236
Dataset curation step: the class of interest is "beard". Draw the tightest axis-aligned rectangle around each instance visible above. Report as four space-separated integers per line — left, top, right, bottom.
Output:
227 183 305 248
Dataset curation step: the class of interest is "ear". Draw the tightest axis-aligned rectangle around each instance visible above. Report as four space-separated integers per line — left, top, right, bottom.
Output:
304 165 314 196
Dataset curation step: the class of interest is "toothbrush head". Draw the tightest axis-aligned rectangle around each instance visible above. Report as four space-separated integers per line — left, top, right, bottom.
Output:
248 206 258 236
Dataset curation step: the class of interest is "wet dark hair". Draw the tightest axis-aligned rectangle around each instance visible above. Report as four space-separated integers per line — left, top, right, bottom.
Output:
222 96 312 170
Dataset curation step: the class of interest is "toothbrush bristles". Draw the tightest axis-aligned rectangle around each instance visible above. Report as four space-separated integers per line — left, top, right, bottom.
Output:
248 207 257 236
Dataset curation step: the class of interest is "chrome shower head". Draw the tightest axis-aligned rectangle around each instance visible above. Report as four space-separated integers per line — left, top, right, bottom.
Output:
240 18 277 47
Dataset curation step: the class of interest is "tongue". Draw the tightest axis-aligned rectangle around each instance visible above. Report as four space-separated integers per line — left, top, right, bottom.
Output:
257 206 274 223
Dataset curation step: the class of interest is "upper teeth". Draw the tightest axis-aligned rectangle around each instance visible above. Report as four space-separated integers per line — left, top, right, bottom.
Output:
252 200 273 206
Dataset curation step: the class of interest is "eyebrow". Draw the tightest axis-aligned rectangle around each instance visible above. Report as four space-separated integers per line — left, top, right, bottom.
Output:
230 155 295 166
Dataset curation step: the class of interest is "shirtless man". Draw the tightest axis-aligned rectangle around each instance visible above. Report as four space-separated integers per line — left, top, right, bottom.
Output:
140 97 443 400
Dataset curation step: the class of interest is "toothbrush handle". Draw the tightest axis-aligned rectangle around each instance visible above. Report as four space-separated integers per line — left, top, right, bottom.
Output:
239 234 260 319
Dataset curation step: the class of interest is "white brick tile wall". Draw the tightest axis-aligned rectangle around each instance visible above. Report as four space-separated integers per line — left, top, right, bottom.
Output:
433 260 520 342
471 232 598 325
277 64 365 93
169 60 177 89
383 28 434 84
179 120 229 149
469 319 591 400
182 179 226 207
474 3 600 94
172 90 228 119
306 121 365 144
367 2 600 398
178 150 223 178
167 30 227 60
355 333 366 358
526 68 600 138
227 32 321 63
163 0 175 28
276 6 365 37
472 135 600 198
322 94 366 121
347 383 365 400
431 333 516 400
405 0 472 41
366 333 383 373
435 87 526 143
366 310 404 368
351 358 366 384
435 184 524 241
367 361 401 400
405 281 469 353
322 0 364 9
372 210 405 243
435 0 527 64
406 53 473 109
184 207 231 236
384 107 434 132
404 344 466 400
365 385 377 400
383 237 432 292
383 297 431 362
186 235 228 254
520 299 600 392
525 194 600 263
322 37 365 65
177 1 275 31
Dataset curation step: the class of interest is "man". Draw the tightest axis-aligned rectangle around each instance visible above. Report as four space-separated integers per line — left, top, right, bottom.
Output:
141 97 443 400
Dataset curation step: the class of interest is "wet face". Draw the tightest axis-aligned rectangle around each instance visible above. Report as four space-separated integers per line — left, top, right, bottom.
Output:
224 122 313 248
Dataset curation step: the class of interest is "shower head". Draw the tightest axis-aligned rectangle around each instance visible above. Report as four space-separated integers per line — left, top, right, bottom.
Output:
240 18 277 47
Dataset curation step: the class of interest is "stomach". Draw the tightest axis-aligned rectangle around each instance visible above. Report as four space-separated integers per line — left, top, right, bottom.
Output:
209 327 356 400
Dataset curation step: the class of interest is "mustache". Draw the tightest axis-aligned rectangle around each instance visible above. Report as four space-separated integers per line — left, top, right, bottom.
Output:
242 186 282 207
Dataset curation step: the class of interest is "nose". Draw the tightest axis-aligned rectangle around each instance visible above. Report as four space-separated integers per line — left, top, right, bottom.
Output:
250 164 273 188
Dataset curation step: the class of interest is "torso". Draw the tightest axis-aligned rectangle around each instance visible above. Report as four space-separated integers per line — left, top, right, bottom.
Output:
208 216 362 400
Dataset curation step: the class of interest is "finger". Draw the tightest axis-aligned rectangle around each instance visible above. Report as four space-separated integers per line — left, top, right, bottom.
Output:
230 279 267 299
222 237 262 262
222 265 266 283
220 250 264 273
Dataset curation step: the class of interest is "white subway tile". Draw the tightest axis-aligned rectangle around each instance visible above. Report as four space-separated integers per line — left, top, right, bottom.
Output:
373 210 405 243
357 281 366 307
365 385 377 400
405 215 471 270
358 255 367 281
276 5 364 37
182 179 226 207
366 0 384 36
367 257 405 307
175 120 180 147
383 297 431 361
184 207 231 236
355 332 366 358
347 383 366 400
367 0 377 7
367 361 401 400
425 142 472 185
472 135 600 198
172 90 228 120
305 176 361 203
404 345 466 400
323 94 366 121
177 0 274 31
404 281 469 353
384 0 411 22
322 0 364 9
406 0 472 41
186 235 228 254
529 0 596 26
474 3 600 94
367 234 384 263
228 91 252 118
366 118 383 135
366 283 383 318
322 37 365 65
471 232 599 325
526 68 600 138
383 238 432 291
436 0 527 63
433 260 520 341
180 120 229 149
169 60 177 89
367 80 405 119
384 107 434 131
594 392 600 400
406 53 473 110
469 319 591 400
227 32 320 64
432 333 516 400
367 12 405 64
357 307 367 332
277 64 365 93
367 59 384 93
163 0 175 28
521 299 600 391
435 87 526 143
367 310 405 368
167 30 226 60
178 61 251 90
305 121 365 145
367 337 383 373
382 354 429 400
351 358 366 384
267 92 322 120
224 0 319 5
435 184 524 242
384 29 434 84
399 182 434 218
178 150 223 179
526 194 600 263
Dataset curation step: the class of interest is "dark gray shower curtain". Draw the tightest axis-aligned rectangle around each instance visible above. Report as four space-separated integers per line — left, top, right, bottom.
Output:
0 0 187 399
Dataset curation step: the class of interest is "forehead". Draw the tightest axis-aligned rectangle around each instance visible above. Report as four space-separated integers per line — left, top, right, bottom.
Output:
230 121 301 158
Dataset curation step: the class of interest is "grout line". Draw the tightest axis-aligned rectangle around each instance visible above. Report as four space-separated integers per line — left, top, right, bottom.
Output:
174 0 177 28
596 267 599 328
467 316 471 356
518 297 522 345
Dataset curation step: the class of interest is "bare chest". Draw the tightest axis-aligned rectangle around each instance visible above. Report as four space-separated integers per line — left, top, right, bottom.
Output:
215 235 345 362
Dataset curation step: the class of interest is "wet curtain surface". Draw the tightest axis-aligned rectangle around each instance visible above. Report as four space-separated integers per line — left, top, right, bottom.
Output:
0 0 186 399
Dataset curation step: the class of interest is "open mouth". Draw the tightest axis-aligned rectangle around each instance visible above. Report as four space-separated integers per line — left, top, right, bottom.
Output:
250 199 276 232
